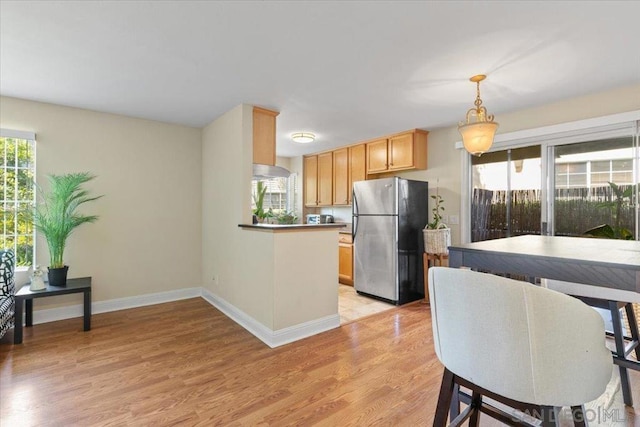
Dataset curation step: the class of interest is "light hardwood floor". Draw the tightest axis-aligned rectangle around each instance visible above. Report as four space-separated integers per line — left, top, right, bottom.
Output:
2 298 640 426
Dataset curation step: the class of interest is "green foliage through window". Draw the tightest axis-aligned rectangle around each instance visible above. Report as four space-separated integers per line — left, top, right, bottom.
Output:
1 136 35 266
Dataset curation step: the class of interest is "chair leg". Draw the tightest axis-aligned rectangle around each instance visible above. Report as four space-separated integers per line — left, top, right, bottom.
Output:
468 391 482 427
450 384 460 421
610 301 633 406
433 368 455 427
624 303 640 360
570 405 586 427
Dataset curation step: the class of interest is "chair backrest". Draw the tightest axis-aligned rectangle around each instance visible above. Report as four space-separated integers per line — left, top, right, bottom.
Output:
428 267 612 407
0 250 15 298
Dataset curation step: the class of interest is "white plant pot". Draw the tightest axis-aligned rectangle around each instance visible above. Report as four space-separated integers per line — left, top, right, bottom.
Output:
423 226 451 255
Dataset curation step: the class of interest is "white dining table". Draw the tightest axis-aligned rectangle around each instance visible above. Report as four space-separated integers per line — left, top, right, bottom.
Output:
448 234 640 292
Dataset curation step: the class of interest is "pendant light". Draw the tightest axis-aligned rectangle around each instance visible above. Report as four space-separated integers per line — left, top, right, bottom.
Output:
458 74 499 156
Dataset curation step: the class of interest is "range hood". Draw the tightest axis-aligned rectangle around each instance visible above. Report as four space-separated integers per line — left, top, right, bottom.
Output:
252 163 290 179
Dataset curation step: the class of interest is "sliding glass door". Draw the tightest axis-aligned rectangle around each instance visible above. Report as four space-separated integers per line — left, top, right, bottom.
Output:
466 119 639 243
553 136 638 239
471 146 542 241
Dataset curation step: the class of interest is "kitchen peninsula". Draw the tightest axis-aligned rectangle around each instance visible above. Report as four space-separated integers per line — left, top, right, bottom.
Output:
207 222 344 348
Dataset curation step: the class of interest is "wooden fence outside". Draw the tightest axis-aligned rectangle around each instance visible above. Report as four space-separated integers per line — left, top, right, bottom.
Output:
472 186 636 241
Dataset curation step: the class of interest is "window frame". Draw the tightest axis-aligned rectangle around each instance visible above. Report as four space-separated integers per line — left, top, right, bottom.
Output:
1 128 37 269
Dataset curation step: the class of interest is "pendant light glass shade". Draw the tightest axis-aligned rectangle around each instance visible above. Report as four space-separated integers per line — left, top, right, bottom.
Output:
458 75 498 156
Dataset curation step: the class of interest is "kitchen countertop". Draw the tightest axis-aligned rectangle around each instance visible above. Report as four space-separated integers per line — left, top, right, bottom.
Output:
238 223 346 232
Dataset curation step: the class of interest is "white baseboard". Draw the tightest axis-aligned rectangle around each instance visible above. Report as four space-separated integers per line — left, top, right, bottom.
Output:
27 287 202 325
22 286 339 347
201 288 340 348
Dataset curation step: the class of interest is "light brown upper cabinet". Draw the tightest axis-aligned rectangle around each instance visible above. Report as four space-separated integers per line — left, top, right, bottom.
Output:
304 152 333 207
304 155 318 207
321 144 366 207
348 144 366 204
332 148 349 205
317 152 333 206
366 129 428 174
253 107 279 166
366 139 389 173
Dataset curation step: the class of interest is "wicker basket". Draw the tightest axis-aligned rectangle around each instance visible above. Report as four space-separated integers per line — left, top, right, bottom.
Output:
423 225 451 255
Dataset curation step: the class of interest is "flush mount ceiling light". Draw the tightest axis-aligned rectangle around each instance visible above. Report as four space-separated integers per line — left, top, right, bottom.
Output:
458 74 499 157
291 132 315 143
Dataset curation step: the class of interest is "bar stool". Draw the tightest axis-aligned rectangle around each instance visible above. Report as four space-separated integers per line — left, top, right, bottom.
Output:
543 279 640 407
429 267 612 426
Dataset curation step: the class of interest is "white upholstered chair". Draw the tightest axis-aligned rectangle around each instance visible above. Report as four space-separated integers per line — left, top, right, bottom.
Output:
428 267 612 427
543 278 640 407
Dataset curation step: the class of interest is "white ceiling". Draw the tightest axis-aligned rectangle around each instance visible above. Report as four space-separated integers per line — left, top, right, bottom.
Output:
1 1 639 157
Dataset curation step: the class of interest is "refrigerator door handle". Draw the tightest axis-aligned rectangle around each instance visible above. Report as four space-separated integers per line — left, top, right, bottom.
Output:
352 216 358 242
352 189 359 242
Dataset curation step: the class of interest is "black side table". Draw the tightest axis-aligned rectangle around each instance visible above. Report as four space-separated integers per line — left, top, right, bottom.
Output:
14 276 92 344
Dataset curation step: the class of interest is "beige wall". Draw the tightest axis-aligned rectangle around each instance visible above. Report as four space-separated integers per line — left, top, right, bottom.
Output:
0 96 203 308
202 104 275 326
272 229 338 330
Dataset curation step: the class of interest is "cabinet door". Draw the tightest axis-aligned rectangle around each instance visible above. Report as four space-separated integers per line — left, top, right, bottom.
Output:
366 139 389 173
388 132 414 170
333 148 349 205
339 235 353 285
252 107 278 166
348 144 366 204
304 155 318 207
317 152 333 206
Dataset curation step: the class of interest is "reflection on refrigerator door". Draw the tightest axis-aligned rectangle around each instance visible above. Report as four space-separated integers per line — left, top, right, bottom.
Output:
354 215 398 301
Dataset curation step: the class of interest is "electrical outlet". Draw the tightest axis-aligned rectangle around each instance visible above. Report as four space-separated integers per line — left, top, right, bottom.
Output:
449 214 459 225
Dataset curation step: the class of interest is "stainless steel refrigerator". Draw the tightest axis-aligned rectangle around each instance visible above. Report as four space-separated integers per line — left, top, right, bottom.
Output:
352 177 428 305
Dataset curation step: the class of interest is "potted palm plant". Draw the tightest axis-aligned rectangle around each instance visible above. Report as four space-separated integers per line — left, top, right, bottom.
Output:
33 172 102 287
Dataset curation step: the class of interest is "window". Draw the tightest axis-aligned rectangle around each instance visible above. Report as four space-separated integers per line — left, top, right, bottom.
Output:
251 173 298 219
1 130 36 266
471 146 541 241
554 137 636 237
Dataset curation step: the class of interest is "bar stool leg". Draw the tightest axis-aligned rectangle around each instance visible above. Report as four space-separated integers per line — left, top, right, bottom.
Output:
610 301 633 406
624 303 640 360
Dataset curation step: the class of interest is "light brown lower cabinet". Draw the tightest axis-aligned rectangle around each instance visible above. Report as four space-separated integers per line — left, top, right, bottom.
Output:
339 233 353 286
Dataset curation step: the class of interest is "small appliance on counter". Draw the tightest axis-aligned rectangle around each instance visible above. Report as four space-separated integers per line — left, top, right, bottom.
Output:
320 214 334 223
306 214 320 224
306 214 335 224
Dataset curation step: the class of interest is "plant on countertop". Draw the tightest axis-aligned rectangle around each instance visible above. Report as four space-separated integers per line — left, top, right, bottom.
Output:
33 173 102 284
425 193 446 229
584 182 635 240
276 211 298 224
252 181 271 221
